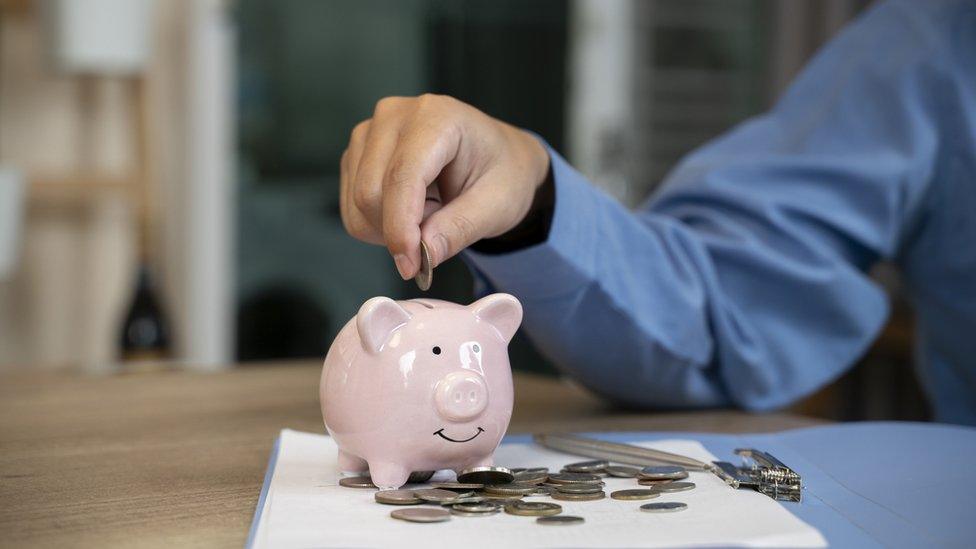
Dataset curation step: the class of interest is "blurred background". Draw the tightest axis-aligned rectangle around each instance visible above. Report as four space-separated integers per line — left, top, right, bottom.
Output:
0 0 927 421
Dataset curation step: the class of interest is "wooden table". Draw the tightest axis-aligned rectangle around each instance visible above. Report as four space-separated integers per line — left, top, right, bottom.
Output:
0 362 825 548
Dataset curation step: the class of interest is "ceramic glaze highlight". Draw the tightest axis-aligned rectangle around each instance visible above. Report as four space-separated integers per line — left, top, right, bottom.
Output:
320 293 522 489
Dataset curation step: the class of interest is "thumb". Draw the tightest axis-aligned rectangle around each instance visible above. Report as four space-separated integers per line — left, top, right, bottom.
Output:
419 181 515 267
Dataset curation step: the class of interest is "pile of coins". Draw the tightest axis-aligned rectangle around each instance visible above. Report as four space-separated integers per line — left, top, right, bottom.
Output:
339 459 696 524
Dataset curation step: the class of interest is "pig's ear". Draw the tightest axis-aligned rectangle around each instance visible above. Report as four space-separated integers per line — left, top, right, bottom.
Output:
470 293 523 343
357 297 411 353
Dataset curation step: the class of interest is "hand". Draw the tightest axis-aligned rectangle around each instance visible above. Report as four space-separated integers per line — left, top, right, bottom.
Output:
340 94 550 279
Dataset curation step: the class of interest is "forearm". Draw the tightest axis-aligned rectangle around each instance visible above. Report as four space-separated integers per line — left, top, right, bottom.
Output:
465 148 729 409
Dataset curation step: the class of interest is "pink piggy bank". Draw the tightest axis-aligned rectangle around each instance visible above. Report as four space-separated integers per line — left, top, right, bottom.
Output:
320 293 522 489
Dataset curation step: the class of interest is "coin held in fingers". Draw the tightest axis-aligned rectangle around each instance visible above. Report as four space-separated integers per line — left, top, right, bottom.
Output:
415 240 433 291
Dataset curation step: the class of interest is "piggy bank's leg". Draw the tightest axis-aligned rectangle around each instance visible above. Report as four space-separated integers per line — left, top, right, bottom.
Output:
367 461 411 490
337 449 369 476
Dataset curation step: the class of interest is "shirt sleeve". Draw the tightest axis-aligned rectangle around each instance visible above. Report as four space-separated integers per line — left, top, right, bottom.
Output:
462 0 945 410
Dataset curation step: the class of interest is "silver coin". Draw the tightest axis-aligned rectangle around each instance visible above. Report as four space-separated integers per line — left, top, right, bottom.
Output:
451 508 500 517
452 501 500 513
390 507 451 523
484 483 538 496
547 472 602 484
544 480 604 488
604 465 640 478
638 466 688 480
375 489 422 505
551 490 605 502
457 466 514 485
406 470 436 483
439 495 485 506
563 459 610 473
526 485 553 497
655 481 696 493
537 515 584 525
513 470 549 484
415 240 433 291
554 483 604 494
431 481 484 491
414 488 466 503
338 475 376 489
610 489 661 501
640 501 688 513
479 496 523 506
520 467 549 474
504 501 562 517
638 478 674 487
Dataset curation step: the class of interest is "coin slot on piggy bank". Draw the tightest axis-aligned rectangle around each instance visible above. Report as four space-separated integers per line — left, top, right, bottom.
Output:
320 293 522 489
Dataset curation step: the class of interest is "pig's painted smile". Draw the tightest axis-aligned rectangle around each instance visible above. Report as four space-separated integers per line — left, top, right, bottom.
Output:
433 427 485 443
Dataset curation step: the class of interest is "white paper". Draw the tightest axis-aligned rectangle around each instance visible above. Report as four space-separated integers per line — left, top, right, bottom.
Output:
250 430 826 548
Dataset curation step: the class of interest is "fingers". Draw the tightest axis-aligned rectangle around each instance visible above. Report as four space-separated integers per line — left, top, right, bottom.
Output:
381 113 462 278
352 100 405 228
340 120 383 245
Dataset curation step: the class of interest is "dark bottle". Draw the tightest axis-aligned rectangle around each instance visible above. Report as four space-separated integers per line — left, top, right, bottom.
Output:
119 265 172 365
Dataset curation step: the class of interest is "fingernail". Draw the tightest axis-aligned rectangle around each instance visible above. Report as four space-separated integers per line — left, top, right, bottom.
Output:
393 254 413 280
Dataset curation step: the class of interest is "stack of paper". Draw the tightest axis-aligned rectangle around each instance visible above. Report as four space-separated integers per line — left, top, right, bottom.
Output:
248 430 825 548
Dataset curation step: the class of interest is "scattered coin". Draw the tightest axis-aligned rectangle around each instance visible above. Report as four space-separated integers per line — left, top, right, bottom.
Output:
521 467 549 474
452 501 500 514
479 495 524 505
451 508 500 517
655 481 696 493
457 466 514 485
551 490 606 502
390 508 451 523
638 466 688 480
554 483 604 494
513 470 549 484
415 240 433 291
406 470 436 483
484 483 538 496
563 460 610 473
610 489 660 501
439 496 485 506
414 488 466 503
375 489 423 505
338 476 376 489
637 478 674 487
537 515 584 525
604 465 640 478
431 481 484 491
504 501 562 517
526 485 553 496
640 501 688 513
547 472 602 484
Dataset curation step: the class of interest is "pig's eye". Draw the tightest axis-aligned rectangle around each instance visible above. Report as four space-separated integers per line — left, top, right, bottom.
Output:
432 346 442 355
472 344 480 353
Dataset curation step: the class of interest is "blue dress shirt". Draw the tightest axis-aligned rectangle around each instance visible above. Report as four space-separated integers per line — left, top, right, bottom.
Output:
464 0 976 424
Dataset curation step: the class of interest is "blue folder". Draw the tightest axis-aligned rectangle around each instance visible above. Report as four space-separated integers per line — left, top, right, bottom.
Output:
248 421 976 548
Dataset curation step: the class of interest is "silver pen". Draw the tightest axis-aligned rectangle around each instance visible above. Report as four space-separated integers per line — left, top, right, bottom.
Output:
533 432 713 472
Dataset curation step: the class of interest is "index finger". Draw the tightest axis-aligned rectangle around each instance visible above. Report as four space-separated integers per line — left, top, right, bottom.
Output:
381 117 462 276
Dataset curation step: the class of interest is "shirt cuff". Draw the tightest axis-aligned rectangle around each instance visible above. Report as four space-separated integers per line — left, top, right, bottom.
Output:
463 143 604 300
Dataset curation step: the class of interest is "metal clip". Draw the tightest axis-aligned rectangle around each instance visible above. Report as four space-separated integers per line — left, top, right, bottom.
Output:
710 448 802 502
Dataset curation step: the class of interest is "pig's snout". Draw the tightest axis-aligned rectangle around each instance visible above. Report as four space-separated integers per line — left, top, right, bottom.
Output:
434 371 488 422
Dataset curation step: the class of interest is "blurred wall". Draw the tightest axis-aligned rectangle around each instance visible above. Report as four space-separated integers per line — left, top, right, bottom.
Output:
0 3 135 370
0 0 230 372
